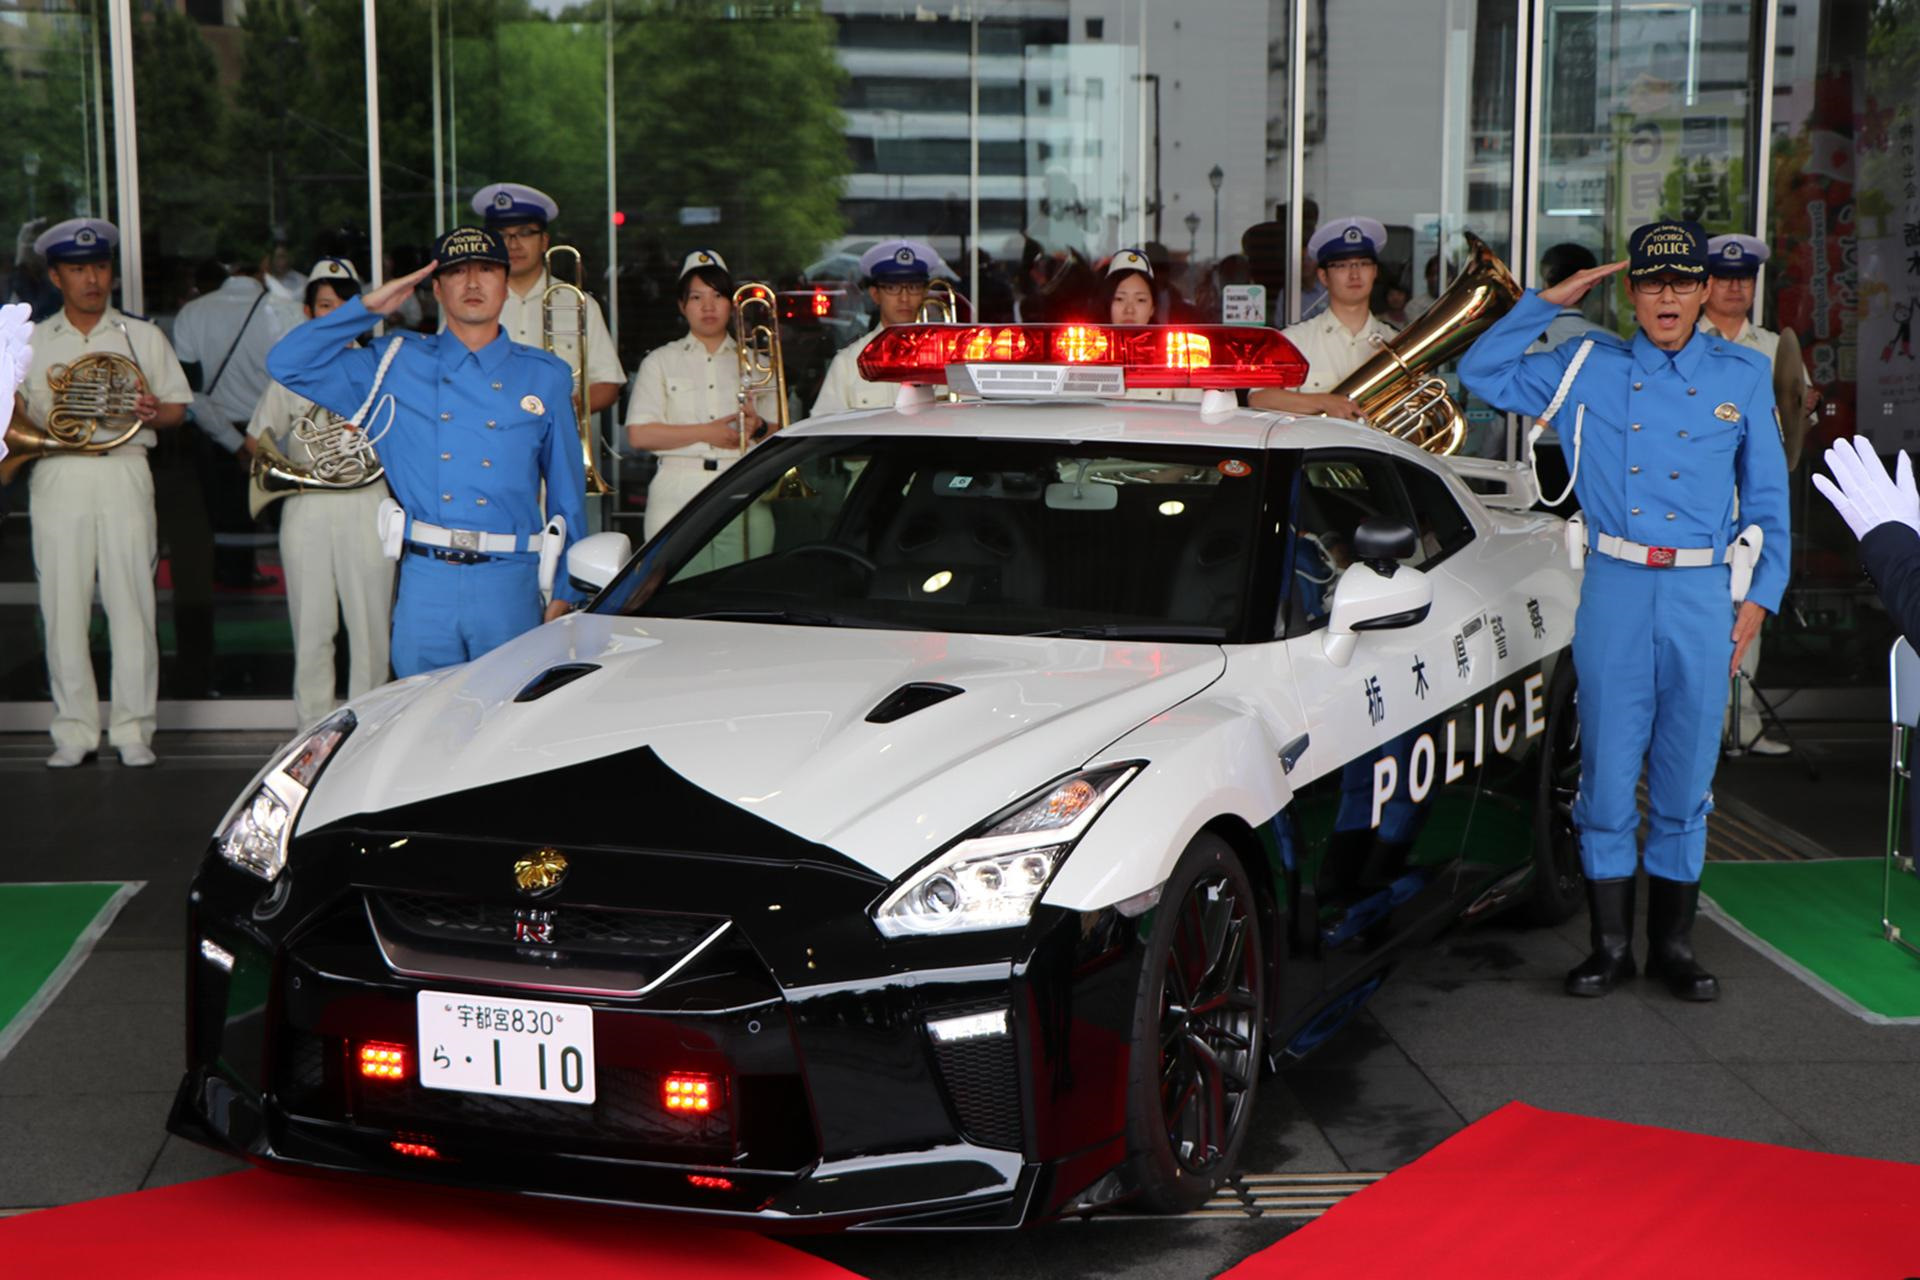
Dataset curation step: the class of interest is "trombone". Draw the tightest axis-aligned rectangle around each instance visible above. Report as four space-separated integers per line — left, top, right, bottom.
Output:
732 281 789 447
541 244 610 495
915 279 965 324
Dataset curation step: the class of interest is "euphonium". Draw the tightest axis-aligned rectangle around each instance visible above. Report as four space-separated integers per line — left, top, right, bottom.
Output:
246 404 385 518
541 243 609 496
1329 232 1522 456
0 351 147 486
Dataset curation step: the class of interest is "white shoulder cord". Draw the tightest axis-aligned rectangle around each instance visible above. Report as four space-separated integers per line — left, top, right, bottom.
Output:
1526 337 1595 508
341 335 406 448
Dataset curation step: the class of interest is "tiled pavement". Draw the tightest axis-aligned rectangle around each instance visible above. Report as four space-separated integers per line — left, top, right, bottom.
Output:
3 724 1916 1277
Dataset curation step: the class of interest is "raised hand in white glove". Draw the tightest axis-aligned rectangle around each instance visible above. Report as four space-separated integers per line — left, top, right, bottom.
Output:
1813 435 1920 543
0 301 32 450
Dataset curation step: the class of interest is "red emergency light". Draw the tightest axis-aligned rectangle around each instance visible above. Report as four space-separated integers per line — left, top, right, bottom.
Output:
855 323 1309 390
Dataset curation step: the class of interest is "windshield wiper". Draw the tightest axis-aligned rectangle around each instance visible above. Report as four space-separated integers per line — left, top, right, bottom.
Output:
1021 623 1227 641
673 608 846 626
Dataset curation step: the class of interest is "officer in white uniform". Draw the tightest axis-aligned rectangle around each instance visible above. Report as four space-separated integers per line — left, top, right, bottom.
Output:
810 240 951 418
246 258 394 725
472 182 625 416
1103 249 1202 404
20 218 193 768
624 250 777 560
1250 217 1399 418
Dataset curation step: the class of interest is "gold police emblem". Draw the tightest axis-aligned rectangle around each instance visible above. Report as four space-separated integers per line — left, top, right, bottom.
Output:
520 393 545 414
513 848 568 896
1714 402 1740 423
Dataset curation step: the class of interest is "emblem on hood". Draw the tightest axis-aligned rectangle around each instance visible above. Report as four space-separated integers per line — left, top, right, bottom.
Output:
513 848 568 896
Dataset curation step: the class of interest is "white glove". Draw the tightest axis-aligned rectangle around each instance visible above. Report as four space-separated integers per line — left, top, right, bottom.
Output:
0 300 33 402
1813 436 1920 543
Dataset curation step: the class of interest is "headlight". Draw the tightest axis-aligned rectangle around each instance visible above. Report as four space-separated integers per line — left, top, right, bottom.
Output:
213 711 356 881
872 763 1139 938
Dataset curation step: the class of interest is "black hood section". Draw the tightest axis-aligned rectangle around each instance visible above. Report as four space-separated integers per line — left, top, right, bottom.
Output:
514 662 601 702
311 744 885 884
864 681 964 724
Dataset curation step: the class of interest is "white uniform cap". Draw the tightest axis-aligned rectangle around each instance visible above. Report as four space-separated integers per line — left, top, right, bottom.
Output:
33 217 119 264
679 248 730 279
1107 248 1154 279
471 182 560 226
305 256 363 287
1306 217 1388 266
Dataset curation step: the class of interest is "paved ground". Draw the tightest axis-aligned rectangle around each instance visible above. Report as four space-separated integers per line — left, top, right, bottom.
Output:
2 722 1915 1277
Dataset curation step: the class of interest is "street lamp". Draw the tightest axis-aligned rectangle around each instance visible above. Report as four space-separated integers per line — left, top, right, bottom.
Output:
1184 210 1202 261
1208 165 1224 261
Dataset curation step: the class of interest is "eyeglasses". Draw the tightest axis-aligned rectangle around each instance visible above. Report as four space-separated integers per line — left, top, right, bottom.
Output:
874 282 930 297
497 227 546 245
1629 277 1703 296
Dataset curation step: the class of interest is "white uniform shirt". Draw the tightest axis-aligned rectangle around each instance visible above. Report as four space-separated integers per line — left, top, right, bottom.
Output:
24 306 193 454
624 333 773 461
1698 315 1810 378
172 276 301 431
1280 308 1399 393
501 270 625 390
810 329 899 417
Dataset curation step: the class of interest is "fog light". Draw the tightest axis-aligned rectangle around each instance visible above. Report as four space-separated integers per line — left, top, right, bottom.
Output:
927 1009 1008 1044
359 1042 408 1081
390 1137 441 1159
663 1074 715 1112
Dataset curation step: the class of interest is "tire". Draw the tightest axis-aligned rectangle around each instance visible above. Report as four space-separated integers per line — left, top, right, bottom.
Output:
1526 661 1584 925
1121 832 1266 1214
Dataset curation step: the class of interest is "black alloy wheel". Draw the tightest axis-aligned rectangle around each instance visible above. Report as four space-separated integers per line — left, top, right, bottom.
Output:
1122 833 1265 1213
1527 662 1585 924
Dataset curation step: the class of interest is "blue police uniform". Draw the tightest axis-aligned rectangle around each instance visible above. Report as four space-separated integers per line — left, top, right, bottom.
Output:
1462 220 1790 1001
266 293 586 677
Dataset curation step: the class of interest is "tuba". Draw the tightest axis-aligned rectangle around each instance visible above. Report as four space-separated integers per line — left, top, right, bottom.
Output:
1329 232 1522 456
0 352 147 486
247 404 385 517
541 243 610 496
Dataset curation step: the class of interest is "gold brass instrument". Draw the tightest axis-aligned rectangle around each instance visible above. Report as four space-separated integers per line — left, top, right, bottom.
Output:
916 279 961 323
732 281 790 448
0 352 147 486
1329 232 1522 456
247 404 385 517
541 243 610 496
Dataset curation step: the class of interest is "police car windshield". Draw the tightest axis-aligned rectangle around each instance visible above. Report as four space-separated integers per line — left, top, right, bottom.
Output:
594 434 1273 643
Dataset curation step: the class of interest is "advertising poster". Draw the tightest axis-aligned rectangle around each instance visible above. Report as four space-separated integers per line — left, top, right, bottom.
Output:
1851 82 1920 449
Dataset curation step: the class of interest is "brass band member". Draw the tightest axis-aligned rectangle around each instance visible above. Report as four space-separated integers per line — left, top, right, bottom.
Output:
623 250 777 555
1250 216 1397 419
1102 248 1202 403
810 239 950 417
245 258 394 725
19 218 193 768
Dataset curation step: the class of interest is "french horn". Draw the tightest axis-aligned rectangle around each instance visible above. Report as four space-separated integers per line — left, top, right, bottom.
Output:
0 351 147 486
247 404 385 517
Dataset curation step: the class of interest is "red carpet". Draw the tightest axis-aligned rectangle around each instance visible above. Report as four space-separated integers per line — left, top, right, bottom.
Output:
0 1169 857 1278
1226 1102 1920 1279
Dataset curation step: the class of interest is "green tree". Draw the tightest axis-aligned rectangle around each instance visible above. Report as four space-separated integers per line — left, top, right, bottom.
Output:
131 5 229 275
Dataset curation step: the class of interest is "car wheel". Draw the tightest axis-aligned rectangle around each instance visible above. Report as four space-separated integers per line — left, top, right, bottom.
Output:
1121 832 1265 1214
1526 662 1584 925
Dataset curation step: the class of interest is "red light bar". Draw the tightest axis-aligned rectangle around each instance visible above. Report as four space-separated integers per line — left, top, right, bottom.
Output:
359 1042 407 1081
687 1174 735 1190
855 323 1309 390
390 1139 441 1159
663 1073 716 1113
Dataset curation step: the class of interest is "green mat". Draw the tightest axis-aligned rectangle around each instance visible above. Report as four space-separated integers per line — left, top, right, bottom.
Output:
0 882 142 1059
1701 859 1920 1023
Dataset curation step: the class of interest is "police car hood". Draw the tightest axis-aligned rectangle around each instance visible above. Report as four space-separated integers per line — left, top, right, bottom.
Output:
300 613 1224 880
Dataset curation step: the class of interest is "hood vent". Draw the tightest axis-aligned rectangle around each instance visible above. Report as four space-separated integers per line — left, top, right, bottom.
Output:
865 681 964 724
514 662 602 703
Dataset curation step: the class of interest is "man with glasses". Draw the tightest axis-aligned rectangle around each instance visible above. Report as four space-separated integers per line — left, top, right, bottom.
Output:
1701 233 1813 757
1249 216 1396 419
810 239 949 417
1460 219 1790 1004
472 182 625 418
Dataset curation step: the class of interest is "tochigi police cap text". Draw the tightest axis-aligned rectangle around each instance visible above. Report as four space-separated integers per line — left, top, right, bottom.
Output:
431 226 510 275
1626 220 1708 281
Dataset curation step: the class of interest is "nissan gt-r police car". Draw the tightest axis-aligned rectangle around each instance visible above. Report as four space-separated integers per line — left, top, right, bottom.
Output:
171 323 1583 1228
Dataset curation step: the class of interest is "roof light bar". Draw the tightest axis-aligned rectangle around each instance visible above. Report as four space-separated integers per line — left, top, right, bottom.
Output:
856 323 1309 391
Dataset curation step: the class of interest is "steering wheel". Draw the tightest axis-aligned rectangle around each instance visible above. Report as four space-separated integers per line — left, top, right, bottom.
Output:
781 543 878 572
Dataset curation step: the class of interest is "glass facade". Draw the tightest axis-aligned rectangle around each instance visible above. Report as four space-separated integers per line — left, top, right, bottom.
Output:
0 0 1904 727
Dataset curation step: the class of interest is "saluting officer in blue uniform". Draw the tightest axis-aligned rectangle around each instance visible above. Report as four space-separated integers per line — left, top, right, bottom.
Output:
267 227 586 677
1461 220 1790 1002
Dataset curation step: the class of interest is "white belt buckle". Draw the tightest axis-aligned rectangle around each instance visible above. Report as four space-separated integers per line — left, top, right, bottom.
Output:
449 528 481 552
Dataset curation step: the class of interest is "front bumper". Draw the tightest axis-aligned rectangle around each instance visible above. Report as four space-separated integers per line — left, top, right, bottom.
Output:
171 824 1146 1229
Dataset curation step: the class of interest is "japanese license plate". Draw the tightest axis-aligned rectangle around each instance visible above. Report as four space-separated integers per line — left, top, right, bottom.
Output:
416 990 596 1105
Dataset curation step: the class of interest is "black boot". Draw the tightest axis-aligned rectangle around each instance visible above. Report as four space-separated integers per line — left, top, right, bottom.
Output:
1646 876 1719 1002
1565 877 1636 997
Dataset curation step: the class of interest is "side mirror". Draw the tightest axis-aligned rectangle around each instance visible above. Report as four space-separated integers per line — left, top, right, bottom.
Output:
565 530 633 593
1321 519 1432 667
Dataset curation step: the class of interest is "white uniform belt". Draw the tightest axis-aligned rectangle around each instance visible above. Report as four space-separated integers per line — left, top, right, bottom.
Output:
407 518 540 555
1590 530 1725 569
656 453 737 471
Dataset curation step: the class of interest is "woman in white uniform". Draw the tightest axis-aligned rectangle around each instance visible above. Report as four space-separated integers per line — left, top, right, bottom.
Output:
245 258 394 726
624 250 776 562
1101 248 1203 404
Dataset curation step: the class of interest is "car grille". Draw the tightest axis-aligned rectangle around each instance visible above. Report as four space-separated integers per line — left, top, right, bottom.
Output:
370 891 719 959
927 1005 1023 1151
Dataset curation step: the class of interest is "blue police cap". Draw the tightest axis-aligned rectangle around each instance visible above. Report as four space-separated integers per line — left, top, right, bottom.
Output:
432 226 510 274
34 217 118 265
1307 217 1387 266
472 182 559 228
860 240 938 283
1627 220 1708 280
1706 233 1769 278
